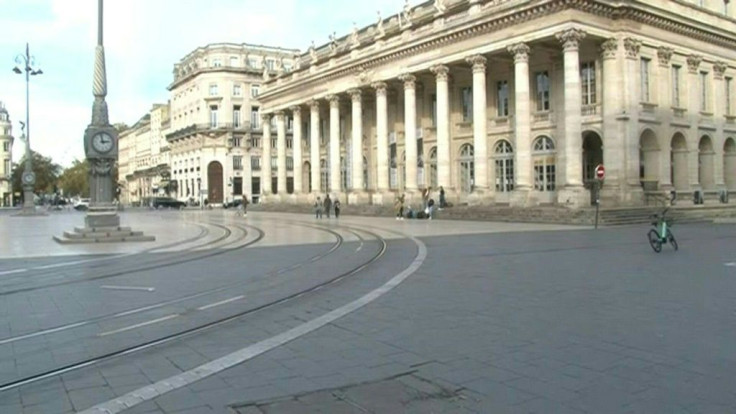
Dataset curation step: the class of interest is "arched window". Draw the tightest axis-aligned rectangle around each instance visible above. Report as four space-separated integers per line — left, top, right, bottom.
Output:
494 140 514 192
363 156 369 190
532 136 556 191
459 144 474 193
428 147 438 189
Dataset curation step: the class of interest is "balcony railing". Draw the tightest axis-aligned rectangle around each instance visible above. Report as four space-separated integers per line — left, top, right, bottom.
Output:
533 111 552 122
166 122 252 141
725 115 736 124
672 107 686 118
581 104 599 116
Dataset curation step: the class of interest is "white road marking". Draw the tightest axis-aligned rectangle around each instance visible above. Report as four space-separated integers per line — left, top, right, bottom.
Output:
81 232 427 414
98 314 179 337
725 262 736 267
356 241 363 252
0 269 28 276
0 322 88 345
196 296 245 311
101 285 156 292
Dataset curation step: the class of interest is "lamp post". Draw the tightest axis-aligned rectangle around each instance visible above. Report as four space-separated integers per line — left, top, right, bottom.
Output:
13 43 43 215
197 177 202 209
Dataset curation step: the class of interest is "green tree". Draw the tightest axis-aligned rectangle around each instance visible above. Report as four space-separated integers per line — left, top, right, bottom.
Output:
11 151 62 195
58 159 89 198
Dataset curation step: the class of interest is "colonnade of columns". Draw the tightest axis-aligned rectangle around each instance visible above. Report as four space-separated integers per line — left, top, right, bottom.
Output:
259 28 590 204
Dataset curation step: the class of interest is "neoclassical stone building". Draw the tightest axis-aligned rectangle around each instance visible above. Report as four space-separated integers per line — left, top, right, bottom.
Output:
165 43 299 205
0 102 13 207
257 0 736 207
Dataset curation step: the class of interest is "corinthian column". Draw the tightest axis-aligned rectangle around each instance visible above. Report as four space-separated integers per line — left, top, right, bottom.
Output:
276 111 287 195
309 100 321 194
467 54 488 192
348 89 364 192
508 43 531 192
399 73 418 192
430 65 451 189
291 105 303 194
327 94 341 193
601 38 625 190
261 113 272 195
714 62 728 188
373 82 389 193
557 28 586 189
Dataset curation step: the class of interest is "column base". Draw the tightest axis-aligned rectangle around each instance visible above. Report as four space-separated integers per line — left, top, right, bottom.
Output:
509 188 532 207
348 190 370 205
557 186 590 209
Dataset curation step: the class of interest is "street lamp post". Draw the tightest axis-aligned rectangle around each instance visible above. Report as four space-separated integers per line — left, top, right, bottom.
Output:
13 43 43 215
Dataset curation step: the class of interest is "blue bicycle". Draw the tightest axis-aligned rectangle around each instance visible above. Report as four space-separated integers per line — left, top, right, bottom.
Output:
647 207 678 253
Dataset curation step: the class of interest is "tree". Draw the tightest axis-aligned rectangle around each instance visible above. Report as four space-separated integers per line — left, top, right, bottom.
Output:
57 159 89 198
11 151 62 195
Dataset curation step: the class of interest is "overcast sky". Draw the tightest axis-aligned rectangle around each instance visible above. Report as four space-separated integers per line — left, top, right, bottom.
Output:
1 0 416 167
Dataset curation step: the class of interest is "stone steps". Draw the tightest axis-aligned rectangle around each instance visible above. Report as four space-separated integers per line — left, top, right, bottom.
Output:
53 226 156 244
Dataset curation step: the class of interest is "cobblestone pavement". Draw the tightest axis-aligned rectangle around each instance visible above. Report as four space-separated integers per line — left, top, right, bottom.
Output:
0 209 734 413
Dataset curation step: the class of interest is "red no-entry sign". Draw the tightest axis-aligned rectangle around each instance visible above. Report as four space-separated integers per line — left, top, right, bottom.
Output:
595 164 605 180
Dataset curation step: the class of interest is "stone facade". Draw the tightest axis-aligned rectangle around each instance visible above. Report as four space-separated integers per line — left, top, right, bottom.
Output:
0 102 13 207
257 0 736 208
165 43 300 206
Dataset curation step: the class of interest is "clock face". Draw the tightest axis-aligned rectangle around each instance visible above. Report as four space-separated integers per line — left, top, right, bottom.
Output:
92 132 114 153
22 172 35 185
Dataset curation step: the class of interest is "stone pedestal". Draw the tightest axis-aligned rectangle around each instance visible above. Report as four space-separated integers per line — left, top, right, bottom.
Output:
557 186 589 209
371 192 395 206
55 206 154 244
348 190 370 206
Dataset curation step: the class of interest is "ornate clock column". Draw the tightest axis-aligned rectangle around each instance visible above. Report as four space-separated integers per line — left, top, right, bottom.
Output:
84 0 120 228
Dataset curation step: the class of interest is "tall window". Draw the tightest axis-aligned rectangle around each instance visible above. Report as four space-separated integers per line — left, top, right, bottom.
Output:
320 159 329 191
233 84 242 96
229 56 238 67
209 83 218 96
431 94 437 126
3 159 9 175
212 59 222 68
428 147 438 188
640 58 651 102
581 62 596 105
265 59 275 70
727 77 733 115
251 84 260 98
535 71 550 111
461 87 473 122
233 156 243 171
3 142 9 152
209 105 218 127
251 156 261 170
533 136 556 192
247 57 259 68
251 107 260 129
287 157 294 171
233 105 241 128
459 144 474 193
672 65 681 107
494 140 514 192
497 81 509 116
700 71 709 112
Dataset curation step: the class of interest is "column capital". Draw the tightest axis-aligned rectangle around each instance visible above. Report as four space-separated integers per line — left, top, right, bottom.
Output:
261 112 272 122
657 46 674 67
399 73 416 89
714 61 728 80
623 37 641 60
556 28 586 51
326 94 340 108
600 38 618 60
372 81 388 95
348 88 362 102
507 43 530 63
465 54 487 73
687 54 702 74
308 99 320 111
274 110 285 120
290 105 302 116
430 64 450 81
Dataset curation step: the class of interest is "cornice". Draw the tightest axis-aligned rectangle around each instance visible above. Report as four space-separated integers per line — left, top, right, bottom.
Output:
259 0 736 105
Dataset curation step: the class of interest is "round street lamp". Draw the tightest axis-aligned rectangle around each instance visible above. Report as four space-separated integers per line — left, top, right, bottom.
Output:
13 43 43 215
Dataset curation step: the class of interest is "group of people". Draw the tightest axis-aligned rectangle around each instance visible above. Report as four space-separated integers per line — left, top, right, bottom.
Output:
314 194 341 219
394 186 446 220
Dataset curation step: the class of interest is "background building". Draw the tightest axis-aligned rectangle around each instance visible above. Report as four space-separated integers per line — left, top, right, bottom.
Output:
0 102 14 207
165 43 300 206
256 0 736 208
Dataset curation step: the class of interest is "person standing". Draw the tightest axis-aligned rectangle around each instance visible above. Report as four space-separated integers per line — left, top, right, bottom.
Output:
314 196 323 219
334 199 341 218
395 193 405 220
421 187 430 211
241 195 249 217
439 186 446 209
324 194 332 218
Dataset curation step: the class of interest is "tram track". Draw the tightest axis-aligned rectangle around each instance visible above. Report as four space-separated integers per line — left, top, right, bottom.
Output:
0 221 389 393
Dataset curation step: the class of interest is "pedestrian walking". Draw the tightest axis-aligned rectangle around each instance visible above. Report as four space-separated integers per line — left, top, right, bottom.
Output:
439 186 446 209
421 187 430 211
334 199 341 218
324 194 332 218
394 193 405 220
314 196 323 218
240 195 249 217
427 198 435 220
